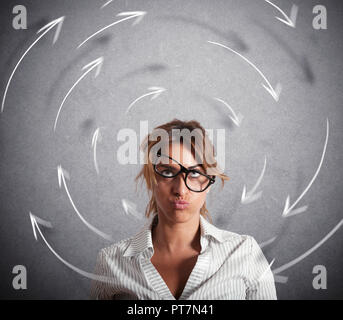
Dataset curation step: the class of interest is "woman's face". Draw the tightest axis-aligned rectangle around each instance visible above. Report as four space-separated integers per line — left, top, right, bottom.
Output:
152 143 211 223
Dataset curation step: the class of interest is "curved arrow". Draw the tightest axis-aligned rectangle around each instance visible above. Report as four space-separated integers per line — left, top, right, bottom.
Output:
57 165 113 241
29 212 116 284
77 11 146 48
213 97 243 127
272 219 343 276
1 16 65 113
126 87 167 114
241 156 267 204
265 0 298 28
283 118 329 217
53 57 104 132
208 41 282 101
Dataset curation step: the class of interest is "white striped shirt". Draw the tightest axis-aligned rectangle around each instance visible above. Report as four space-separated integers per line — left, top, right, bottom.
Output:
89 214 277 300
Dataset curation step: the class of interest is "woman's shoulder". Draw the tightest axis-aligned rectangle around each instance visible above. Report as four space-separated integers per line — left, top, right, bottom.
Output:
221 229 253 244
97 217 155 258
213 224 258 249
203 216 254 246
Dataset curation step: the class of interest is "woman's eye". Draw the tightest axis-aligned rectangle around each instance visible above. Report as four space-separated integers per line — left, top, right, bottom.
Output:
162 170 173 176
190 171 201 178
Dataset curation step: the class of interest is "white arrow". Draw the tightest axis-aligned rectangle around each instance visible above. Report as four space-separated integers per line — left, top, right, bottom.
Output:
126 87 167 114
241 156 267 204
29 212 116 284
121 199 143 220
57 165 113 241
208 41 282 101
1 16 65 113
77 11 146 48
213 97 243 127
283 118 329 217
92 128 102 175
53 57 104 132
265 0 298 28
272 219 343 277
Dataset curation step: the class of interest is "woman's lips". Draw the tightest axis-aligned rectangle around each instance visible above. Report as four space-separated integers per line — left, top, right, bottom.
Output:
172 200 189 210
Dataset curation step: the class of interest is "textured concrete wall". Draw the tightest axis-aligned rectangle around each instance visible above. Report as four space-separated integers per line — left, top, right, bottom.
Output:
0 0 342 299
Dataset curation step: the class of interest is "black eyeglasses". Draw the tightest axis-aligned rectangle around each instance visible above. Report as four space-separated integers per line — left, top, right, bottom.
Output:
153 153 215 192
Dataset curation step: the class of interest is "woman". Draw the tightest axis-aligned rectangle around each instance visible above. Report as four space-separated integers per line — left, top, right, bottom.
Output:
90 119 277 300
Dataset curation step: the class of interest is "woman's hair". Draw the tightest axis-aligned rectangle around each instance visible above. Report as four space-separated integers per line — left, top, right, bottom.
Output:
135 119 230 223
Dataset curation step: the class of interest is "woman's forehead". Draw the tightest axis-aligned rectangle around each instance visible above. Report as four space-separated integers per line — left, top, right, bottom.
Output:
162 143 198 166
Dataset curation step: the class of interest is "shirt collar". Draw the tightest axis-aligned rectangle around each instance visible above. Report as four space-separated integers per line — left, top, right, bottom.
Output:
123 214 229 258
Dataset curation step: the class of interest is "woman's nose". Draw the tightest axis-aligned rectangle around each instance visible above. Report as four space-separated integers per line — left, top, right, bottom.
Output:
172 173 188 196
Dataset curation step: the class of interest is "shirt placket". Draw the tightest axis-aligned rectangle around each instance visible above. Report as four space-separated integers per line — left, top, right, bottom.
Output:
139 237 211 300
139 249 176 300
178 237 211 300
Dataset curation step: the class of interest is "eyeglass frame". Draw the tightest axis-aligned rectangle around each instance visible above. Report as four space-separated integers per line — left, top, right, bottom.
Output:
153 153 216 193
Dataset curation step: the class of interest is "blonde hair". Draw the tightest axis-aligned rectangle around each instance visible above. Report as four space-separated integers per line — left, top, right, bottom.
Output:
135 119 230 223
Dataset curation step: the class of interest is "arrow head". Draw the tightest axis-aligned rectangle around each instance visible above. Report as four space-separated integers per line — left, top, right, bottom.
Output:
213 97 243 126
275 5 298 28
116 11 147 26
148 86 167 100
241 190 263 204
283 205 309 217
29 212 52 241
229 113 244 127
241 184 263 204
82 57 104 78
57 165 70 188
262 82 282 102
37 16 65 44
282 195 308 217
276 16 294 28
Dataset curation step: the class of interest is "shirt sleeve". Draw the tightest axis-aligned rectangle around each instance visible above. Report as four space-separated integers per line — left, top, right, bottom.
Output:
245 236 277 300
89 249 116 300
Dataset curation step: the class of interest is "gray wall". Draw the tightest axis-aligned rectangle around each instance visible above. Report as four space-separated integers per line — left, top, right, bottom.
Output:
0 0 342 299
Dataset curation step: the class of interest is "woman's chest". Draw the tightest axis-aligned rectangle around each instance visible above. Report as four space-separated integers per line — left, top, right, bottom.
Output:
150 252 199 300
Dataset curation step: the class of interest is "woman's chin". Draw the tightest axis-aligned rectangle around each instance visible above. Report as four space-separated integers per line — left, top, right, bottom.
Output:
163 209 195 222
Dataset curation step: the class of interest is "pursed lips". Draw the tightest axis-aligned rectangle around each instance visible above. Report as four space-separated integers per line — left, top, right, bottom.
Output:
172 200 189 209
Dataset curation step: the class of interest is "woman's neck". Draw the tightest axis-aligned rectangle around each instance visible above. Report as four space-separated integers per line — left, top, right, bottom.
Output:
151 213 201 255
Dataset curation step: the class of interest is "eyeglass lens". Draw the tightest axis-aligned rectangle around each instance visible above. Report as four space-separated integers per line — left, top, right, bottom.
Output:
155 158 211 192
